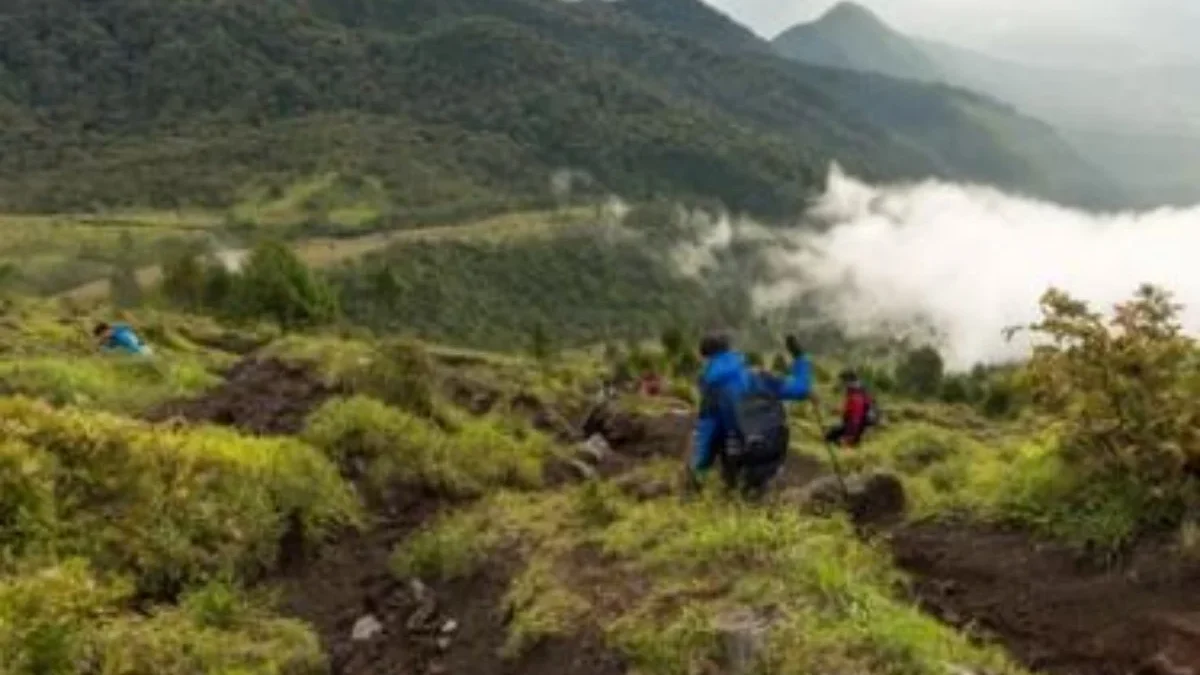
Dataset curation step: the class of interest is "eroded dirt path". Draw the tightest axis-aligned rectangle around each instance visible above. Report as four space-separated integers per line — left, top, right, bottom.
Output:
145 357 339 434
890 521 1200 675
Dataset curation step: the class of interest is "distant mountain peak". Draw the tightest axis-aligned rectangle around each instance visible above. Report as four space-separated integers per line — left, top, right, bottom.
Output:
772 1 940 82
819 1 886 28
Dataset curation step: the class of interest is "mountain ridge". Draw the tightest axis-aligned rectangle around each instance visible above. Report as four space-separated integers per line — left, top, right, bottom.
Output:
770 0 1200 206
0 0 1123 215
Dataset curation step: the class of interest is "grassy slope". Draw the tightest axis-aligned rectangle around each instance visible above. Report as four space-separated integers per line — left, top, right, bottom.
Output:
0 297 1053 674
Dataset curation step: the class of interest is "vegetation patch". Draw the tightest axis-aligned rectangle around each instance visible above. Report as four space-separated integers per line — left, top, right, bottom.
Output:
0 397 359 595
0 559 325 675
391 483 1027 674
303 395 550 497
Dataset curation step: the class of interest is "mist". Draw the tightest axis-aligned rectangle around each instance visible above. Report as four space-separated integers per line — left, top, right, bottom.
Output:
756 166 1200 369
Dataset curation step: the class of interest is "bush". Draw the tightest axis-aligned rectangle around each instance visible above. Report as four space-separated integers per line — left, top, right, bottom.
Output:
347 339 438 418
895 345 944 398
303 396 549 496
229 240 339 328
0 560 326 675
0 397 359 595
1021 285 1200 525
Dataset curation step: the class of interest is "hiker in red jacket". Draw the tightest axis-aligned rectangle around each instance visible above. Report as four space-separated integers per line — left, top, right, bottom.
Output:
824 370 875 448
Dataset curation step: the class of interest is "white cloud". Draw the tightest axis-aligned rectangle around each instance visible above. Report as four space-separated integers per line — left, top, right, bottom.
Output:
756 165 1200 369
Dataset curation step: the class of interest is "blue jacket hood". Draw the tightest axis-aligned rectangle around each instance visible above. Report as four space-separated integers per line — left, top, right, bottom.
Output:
701 350 749 388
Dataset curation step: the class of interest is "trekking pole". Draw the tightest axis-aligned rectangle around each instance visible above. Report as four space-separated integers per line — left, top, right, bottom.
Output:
809 399 850 501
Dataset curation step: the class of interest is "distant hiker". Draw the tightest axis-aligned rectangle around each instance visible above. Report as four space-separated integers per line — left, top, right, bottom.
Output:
824 370 877 448
688 332 811 500
94 321 152 356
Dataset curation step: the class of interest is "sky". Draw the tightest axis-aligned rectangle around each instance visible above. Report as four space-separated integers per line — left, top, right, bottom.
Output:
704 0 1199 66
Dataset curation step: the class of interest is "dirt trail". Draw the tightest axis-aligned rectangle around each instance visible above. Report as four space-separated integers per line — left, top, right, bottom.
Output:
890 522 1200 675
275 403 685 675
145 357 339 435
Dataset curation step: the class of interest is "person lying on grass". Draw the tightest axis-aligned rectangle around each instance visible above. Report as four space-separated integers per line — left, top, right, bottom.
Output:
94 321 153 357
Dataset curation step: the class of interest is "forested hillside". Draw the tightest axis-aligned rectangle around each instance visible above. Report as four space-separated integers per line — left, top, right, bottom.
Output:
0 0 1118 218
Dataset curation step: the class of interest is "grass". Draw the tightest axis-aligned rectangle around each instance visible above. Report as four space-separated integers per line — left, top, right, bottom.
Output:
54 204 596 302
391 481 1029 674
303 395 551 497
0 560 325 675
0 355 219 414
0 397 360 594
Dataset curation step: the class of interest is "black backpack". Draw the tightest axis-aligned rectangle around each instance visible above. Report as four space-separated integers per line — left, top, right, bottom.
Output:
724 387 789 464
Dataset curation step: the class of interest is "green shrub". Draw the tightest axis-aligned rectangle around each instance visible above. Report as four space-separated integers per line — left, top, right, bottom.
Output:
0 560 326 675
1021 286 1200 534
894 346 945 399
226 240 339 328
303 396 548 496
0 397 359 594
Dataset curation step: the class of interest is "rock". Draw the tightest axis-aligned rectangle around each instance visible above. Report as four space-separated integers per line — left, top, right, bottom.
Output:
576 433 613 465
788 472 907 524
713 608 771 674
350 613 383 642
849 472 907 524
406 579 439 633
615 475 673 501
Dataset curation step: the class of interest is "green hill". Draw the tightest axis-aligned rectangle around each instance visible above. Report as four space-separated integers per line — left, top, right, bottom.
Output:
772 2 941 82
0 0 1120 217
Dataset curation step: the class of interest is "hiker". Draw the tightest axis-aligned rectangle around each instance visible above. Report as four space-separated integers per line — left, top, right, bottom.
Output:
824 369 876 448
688 332 811 499
94 321 152 356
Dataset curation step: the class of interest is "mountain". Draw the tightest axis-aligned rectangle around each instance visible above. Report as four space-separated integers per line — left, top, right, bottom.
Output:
0 0 1119 218
772 1 1200 207
772 2 940 82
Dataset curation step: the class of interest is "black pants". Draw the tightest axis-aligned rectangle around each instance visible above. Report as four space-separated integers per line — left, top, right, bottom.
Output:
720 453 785 500
718 426 789 500
825 423 864 447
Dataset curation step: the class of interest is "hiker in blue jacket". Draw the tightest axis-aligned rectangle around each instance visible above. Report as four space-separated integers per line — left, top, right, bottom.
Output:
688 332 812 498
94 321 152 356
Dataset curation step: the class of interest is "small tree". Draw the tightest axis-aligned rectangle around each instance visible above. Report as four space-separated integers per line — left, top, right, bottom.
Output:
230 240 338 327
895 346 945 398
1023 285 1200 497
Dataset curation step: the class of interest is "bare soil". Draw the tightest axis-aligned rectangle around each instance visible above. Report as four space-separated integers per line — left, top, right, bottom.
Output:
890 521 1200 674
146 357 339 435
